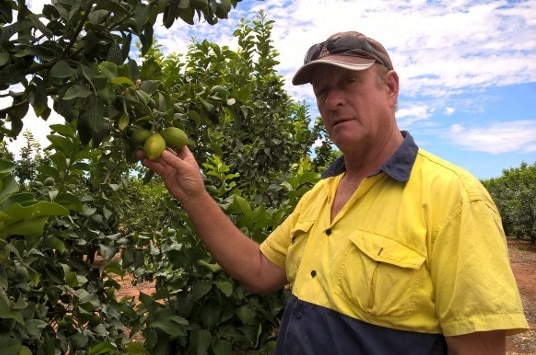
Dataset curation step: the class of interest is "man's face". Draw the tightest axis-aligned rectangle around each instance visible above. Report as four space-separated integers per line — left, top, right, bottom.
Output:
311 64 397 154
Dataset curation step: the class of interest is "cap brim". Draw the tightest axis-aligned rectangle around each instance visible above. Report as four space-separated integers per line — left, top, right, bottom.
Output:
292 55 375 85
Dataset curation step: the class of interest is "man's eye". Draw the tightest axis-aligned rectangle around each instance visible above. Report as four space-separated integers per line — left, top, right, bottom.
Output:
314 87 326 97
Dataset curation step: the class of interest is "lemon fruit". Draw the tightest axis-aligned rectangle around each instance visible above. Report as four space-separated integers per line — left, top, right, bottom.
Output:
143 133 166 161
18 346 32 355
131 128 152 146
160 127 188 152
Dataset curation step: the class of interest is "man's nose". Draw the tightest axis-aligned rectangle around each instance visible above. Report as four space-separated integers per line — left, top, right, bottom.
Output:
324 88 344 110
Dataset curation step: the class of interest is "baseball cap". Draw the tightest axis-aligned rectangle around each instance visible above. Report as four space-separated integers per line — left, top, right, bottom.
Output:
292 31 394 85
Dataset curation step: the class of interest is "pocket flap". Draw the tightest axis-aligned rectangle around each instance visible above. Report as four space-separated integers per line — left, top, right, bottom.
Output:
348 231 425 269
290 221 314 242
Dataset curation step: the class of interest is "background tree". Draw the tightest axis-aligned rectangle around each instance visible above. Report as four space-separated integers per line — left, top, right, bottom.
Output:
483 162 536 244
117 15 324 354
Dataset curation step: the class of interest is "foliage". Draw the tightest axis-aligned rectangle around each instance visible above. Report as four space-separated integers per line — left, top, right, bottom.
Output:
141 12 321 206
0 4 327 354
0 123 140 354
0 0 241 144
128 158 318 354
116 15 323 354
482 161 536 244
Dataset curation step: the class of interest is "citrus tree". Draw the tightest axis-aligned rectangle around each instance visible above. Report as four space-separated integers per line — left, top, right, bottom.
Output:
1 1 330 353
1 0 241 142
483 161 536 244
118 14 324 354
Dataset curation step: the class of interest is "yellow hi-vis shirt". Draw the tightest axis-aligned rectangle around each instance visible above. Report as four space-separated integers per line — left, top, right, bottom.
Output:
260 134 528 337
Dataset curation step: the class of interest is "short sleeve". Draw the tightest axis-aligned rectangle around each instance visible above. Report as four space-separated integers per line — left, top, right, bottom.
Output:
431 186 528 336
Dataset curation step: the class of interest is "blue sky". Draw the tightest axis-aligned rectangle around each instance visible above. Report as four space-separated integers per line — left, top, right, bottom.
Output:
17 0 536 179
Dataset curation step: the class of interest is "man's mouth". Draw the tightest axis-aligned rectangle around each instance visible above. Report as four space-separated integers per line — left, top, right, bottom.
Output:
332 118 349 128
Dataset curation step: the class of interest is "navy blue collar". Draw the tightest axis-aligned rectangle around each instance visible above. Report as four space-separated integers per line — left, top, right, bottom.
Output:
321 131 418 182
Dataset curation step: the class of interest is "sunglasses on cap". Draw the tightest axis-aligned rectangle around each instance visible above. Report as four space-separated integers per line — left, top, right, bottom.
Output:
304 34 393 70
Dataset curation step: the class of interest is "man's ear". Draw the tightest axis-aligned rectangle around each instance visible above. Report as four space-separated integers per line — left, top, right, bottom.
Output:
385 70 399 99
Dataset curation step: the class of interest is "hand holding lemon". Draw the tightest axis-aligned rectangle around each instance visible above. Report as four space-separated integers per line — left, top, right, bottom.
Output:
130 127 188 161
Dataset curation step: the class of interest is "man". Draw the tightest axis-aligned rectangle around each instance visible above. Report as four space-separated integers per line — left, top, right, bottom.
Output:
139 31 528 354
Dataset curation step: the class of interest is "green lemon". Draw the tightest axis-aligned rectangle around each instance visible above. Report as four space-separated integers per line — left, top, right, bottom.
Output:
131 128 152 146
143 133 166 161
18 346 32 355
160 127 188 152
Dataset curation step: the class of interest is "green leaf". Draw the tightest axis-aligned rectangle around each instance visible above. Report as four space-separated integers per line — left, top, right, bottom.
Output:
43 235 66 254
81 64 98 83
150 315 188 337
211 338 232 355
63 84 92 100
0 193 34 211
200 300 221 328
0 51 9 66
72 333 89 348
178 7 195 25
88 341 117 355
65 271 79 287
0 174 18 201
98 84 116 105
5 200 68 220
117 113 129 131
103 261 123 276
0 201 69 238
0 216 46 237
47 134 75 153
25 319 48 338
0 291 24 323
49 123 75 137
77 98 111 146
98 61 118 80
110 76 135 87
0 160 16 174
50 60 78 79
162 2 179 28
191 280 212 300
233 195 252 216
125 342 146 354
189 329 211 355
236 304 257 325
54 192 82 211
214 279 234 297
29 77 49 116
0 333 20 354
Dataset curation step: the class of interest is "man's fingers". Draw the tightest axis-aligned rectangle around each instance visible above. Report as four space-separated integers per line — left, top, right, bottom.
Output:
137 148 194 179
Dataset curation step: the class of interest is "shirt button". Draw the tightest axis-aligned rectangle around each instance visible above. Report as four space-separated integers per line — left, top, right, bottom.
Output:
325 228 332 236
296 312 302 319
311 270 317 278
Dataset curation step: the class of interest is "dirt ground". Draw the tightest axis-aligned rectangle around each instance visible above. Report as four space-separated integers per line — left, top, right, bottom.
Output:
115 239 536 353
506 239 536 355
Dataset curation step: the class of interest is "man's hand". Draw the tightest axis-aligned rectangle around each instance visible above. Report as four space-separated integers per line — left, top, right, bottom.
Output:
137 147 205 206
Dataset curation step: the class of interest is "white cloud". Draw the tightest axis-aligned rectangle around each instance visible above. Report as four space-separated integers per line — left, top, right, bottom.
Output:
397 104 434 126
22 0 536 97
444 107 456 115
448 120 536 154
265 0 536 98
9 0 536 160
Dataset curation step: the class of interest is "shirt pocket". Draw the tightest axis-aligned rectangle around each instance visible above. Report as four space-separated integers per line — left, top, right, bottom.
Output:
335 230 426 320
286 221 314 288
